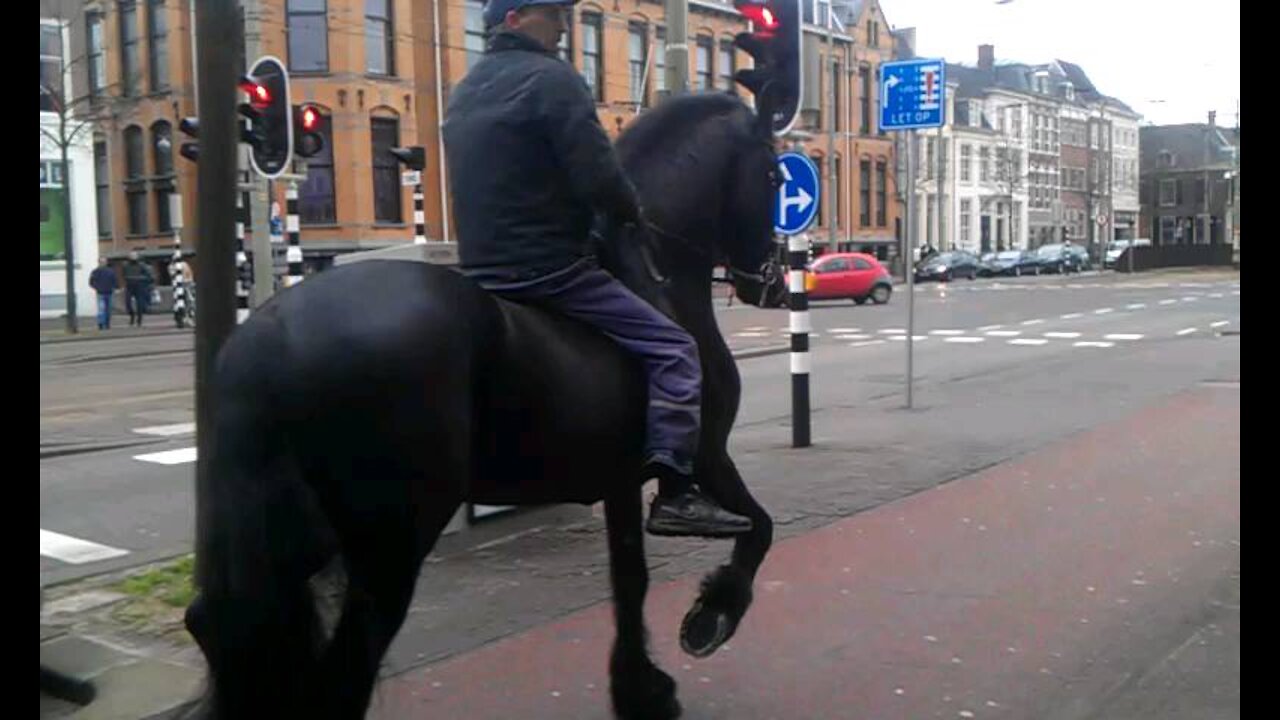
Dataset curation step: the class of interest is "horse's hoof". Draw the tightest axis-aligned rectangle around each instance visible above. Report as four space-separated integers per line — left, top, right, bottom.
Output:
613 664 681 720
679 600 732 658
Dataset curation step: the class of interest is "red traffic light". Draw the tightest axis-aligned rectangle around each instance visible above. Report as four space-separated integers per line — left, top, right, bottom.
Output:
737 1 779 35
300 105 320 131
239 77 272 109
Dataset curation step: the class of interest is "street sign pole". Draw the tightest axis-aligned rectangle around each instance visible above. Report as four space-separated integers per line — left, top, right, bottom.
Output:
774 151 820 447
906 130 915 409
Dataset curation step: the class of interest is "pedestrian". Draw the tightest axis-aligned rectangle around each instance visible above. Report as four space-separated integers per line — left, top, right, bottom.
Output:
442 0 750 537
122 250 154 327
88 257 118 330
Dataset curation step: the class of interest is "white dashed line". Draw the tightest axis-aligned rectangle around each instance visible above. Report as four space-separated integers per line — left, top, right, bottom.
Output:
930 330 966 336
835 333 872 340
1008 339 1049 346
1159 299 1178 305
977 324 1004 331
1074 341 1115 348
945 336 986 344
1044 332 1082 339
1104 334 1144 341
880 328 906 335
1182 297 1198 302
733 332 771 338
1209 293 1224 298
1021 319 1046 326
985 330 1022 337
1094 308 1114 315
828 327 861 333
889 335 928 342
40 529 130 564
134 447 198 465
849 340 887 348
1176 328 1198 336
1061 313 1084 319
1210 321 1230 328
1126 303 1147 310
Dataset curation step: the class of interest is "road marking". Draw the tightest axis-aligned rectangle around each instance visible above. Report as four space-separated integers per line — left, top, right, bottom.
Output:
132 422 196 437
849 340 887 348
1210 321 1230 328
1181 297 1198 302
40 529 129 565
889 335 928 342
134 447 198 465
1176 328 1198 336
1094 308 1114 315
944 336 985 344
1066 284 1084 289
985 330 1022 337
930 329 966 336
1020 319 1046 326
828 327 861 333
835 333 872 340
1060 313 1084 319
1208 293 1224 298
1074 341 1115 348
1104 334 1144 341
1231 290 1240 296
1126 303 1147 310
880 328 907 335
733 332 771 338
1159 299 1178 305
1044 332 1082 339
977 324 1004 331
743 326 770 332
1008 339 1049 346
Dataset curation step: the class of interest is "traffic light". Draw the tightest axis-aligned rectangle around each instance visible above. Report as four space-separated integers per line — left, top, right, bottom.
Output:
733 0 801 135
178 117 199 163
293 104 326 158
240 56 292 178
388 146 426 172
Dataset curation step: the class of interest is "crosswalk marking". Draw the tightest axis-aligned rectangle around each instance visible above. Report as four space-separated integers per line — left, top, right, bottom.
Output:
1008 338 1049 346
944 336 985 344
1074 341 1115 348
40 529 129 565
132 422 196 437
1177 328 1198 336
1210 321 1230 328
930 329 966 336
1104 334 1144 341
985 330 1021 337
1061 313 1083 319
134 447 198 465
1044 332 1082 339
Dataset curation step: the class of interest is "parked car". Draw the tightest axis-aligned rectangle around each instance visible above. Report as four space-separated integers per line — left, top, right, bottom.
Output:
805 252 894 304
1103 238 1151 269
979 250 1041 277
914 250 981 282
1034 243 1089 274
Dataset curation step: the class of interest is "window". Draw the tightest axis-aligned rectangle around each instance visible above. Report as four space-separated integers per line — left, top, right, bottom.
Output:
859 67 870 134
960 199 971 246
960 144 971 182
558 8 574 63
1159 179 1177 206
1159 216 1176 244
148 0 168 91
719 39 736 92
124 126 147 235
811 155 823 226
119 2 140 95
876 160 886 226
654 27 666 94
40 22 62 112
87 12 105 98
464 0 486 71
1011 107 1021 139
628 23 648 106
860 160 871 227
94 141 112 236
366 0 394 75
695 36 712 91
151 121 173 176
979 147 990 182
867 19 879 47
1159 151 1175 168
299 111 336 224
852 258 872 270
582 13 603 101
287 0 328 73
371 116 402 223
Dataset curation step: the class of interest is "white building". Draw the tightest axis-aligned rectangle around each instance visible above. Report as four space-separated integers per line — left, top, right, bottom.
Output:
1105 103 1142 243
40 15 99 320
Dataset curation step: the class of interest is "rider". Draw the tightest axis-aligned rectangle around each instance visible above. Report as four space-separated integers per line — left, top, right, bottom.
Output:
443 0 752 537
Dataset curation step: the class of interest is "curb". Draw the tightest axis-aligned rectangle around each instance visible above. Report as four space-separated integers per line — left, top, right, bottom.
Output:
41 329 193 346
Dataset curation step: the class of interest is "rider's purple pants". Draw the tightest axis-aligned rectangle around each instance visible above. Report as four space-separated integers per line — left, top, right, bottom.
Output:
480 258 701 476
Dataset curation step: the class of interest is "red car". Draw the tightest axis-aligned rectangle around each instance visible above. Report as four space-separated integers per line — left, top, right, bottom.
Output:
806 252 894 304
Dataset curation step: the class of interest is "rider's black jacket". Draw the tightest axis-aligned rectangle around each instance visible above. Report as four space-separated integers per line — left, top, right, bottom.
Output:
443 30 642 284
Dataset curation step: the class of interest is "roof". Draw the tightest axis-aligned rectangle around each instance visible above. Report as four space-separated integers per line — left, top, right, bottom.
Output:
1140 124 1238 172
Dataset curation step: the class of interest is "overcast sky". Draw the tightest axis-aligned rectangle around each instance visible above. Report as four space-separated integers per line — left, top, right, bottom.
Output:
881 0 1239 127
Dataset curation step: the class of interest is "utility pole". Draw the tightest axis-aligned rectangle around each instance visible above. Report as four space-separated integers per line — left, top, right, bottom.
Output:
826 2 837 252
665 0 689 95
243 0 274 305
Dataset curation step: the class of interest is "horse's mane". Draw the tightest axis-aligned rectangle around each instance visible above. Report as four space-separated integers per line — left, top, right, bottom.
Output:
614 93 756 190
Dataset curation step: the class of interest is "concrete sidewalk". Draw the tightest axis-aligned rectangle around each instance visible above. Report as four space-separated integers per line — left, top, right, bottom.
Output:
366 383 1239 719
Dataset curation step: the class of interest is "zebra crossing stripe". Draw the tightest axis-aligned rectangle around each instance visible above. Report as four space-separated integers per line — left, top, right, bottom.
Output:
134 447 198 465
40 529 129 564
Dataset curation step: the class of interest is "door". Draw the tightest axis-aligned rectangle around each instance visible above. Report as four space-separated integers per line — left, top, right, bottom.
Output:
980 216 991 253
849 257 877 296
810 257 849 299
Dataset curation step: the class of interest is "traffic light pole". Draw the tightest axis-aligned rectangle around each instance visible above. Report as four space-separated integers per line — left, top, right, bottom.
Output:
193 0 241 586
243 0 274 308
905 130 916 410
664 0 689 95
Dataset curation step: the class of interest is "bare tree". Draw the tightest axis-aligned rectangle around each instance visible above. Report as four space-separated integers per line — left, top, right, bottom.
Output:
40 1 139 332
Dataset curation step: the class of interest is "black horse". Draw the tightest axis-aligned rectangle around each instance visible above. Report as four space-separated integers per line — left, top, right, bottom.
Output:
184 91 780 720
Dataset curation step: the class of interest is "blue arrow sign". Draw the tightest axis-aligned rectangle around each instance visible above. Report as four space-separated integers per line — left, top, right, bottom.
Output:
880 58 946 131
774 152 820 235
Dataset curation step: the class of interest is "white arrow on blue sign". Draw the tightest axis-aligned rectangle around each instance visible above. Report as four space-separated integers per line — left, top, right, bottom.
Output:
880 58 946 131
773 152 820 236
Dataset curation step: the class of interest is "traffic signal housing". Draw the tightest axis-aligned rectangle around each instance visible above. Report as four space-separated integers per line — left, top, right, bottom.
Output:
293 104 326 158
241 56 292 178
178 117 199 163
388 146 426 172
733 0 801 136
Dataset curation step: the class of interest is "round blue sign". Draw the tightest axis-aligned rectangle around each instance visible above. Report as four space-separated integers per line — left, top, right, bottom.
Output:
774 152 821 236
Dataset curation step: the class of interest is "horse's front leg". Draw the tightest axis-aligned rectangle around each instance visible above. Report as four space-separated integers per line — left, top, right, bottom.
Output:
681 452 774 658
605 486 681 720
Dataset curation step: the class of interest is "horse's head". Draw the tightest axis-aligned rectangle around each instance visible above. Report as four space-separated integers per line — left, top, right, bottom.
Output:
615 94 779 306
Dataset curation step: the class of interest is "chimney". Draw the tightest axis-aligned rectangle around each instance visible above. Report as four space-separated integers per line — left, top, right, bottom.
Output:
1208 110 1217 128
978 44 994 71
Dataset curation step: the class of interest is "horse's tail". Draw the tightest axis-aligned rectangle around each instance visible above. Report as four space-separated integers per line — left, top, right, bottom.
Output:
184 317 334 719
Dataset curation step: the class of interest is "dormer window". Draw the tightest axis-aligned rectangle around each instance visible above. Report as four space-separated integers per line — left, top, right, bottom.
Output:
1061 82 1075 100
1159 150 1175 168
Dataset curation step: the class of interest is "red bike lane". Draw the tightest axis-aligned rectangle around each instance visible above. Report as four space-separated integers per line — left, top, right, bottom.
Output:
368 384 1239 719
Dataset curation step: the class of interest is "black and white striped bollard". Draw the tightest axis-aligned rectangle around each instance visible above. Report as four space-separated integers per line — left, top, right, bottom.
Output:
789 231 811 448
413 183 427 245
235 191 251 324
286 181 303 287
